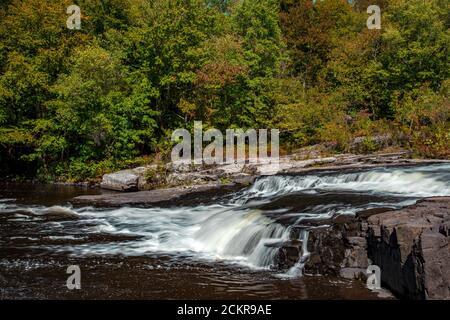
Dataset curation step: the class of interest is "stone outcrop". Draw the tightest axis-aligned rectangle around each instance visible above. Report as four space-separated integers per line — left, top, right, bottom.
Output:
268 240 303 270
304 214 371 278
275 198 450 300
366 197 450 300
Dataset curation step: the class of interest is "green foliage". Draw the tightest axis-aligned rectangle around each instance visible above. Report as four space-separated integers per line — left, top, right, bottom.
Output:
393 85 450 158
0 0 449 180
328 0 449 117
143 163 170 189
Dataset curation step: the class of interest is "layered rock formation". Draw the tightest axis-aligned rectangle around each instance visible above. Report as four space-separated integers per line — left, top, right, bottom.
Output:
277 198 449 300
366 197 449 300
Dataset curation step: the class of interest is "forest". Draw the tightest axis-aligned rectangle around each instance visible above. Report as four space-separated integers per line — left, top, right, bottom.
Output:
0 0 448 181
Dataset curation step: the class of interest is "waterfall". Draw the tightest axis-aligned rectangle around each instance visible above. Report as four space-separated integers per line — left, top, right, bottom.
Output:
243 163 450 198
1 163 449 277
285 229 310 278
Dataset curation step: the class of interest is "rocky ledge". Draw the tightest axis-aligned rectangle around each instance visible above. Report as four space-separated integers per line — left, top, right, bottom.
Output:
73 183 245 207
98 150 449 192
276 197 450 300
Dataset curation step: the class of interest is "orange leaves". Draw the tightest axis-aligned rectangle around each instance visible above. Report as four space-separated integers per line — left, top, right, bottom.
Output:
197 61 247 88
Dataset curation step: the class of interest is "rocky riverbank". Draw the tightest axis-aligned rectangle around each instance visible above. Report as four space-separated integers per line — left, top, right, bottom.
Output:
278 197 450 300
97 150 449 193
74 150 449 208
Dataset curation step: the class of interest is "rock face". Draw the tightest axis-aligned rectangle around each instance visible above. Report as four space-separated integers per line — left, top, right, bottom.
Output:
366 197 450 300
269 240 303 270
304 215 370 278
273 198 450 300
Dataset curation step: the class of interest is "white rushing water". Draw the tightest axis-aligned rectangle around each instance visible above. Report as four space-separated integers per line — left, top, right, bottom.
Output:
244 163 450 199
1 163 450 273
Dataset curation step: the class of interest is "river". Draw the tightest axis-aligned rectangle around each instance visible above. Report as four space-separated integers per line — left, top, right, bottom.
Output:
1 163 449 299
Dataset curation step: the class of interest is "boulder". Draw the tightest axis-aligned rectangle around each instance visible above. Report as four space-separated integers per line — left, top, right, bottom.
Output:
100 170 140 191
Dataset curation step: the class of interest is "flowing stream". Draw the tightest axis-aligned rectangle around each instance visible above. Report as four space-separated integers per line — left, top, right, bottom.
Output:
1 163 449 299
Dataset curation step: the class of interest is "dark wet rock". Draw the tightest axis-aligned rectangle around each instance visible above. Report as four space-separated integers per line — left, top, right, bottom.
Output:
302 216 375 277
293 197 450 299
299 197 450 300
305 225 348 275
272 240 303 270
366 197 450 300
265 239 303 248
278 212 375 275
72 183 243 207
340 236 369 279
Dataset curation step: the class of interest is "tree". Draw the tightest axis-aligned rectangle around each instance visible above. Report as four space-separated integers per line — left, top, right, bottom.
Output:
280 0 362 88
328 0 450 118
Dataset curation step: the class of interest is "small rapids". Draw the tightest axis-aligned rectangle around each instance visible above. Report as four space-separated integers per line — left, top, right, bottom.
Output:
1 163 450 276
243 164 450 199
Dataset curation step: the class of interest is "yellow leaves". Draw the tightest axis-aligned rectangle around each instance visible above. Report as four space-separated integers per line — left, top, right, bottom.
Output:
177 98 197 119
0 128 34 146
197 61 247 88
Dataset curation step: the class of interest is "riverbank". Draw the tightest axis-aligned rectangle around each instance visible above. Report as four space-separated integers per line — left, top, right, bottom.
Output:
102 151 449 192
74 150 450 206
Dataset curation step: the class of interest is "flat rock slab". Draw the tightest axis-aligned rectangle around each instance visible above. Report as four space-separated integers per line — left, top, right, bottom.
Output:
72 183 241 207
